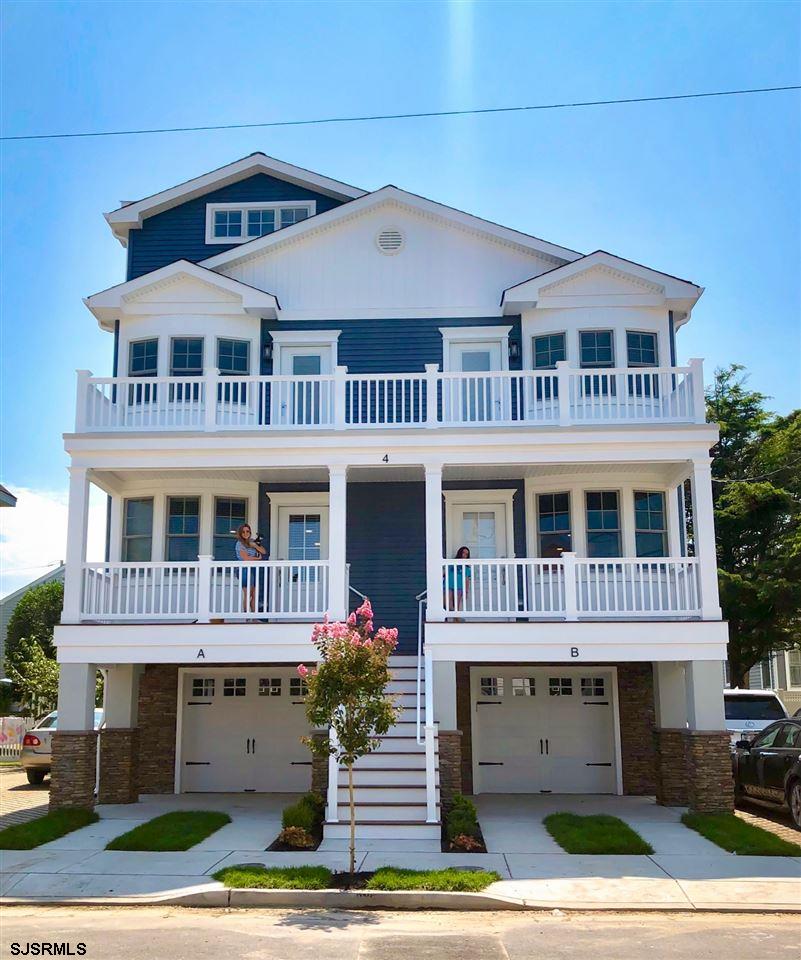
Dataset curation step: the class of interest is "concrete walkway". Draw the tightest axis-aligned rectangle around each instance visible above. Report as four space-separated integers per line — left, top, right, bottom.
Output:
1 793 799 909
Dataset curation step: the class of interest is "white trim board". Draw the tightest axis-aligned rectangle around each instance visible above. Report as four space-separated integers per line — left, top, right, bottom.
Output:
443 488 516 559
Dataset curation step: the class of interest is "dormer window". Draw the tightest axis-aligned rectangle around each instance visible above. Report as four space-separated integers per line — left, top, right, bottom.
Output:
206 201 316 244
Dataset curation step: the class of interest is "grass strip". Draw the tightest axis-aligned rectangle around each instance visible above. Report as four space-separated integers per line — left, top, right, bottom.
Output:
544 812 654 855
365 866 500 892
0 809 98 850
106 811 230 851
682 812 801 856
213 864 333 890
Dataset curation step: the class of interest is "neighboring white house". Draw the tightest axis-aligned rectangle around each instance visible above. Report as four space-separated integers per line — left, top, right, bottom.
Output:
0 564 65 678
51 153 731 832
736 648 801 714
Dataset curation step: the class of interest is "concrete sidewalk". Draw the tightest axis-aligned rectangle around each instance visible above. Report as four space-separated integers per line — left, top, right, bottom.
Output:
1 793 799 910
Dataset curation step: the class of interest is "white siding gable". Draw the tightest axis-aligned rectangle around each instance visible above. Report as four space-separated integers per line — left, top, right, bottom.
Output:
129 275 241 307
539 265 664 299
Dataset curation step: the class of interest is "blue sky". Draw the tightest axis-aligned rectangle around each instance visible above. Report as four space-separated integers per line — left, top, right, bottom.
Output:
0 0 799 592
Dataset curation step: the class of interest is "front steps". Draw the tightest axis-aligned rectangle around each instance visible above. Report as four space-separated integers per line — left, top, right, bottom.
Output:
321 655 441 846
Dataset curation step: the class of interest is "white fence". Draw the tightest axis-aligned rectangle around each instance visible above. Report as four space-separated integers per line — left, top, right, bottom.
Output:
76 361 704 432
0 717 34 760
80 560 333 622
441 555 701 619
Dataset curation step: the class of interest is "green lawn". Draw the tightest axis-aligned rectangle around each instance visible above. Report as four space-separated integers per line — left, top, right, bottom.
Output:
365 866 500 892
682 812 801 856
213 865 332 890
544 813 654 855
0 809 98 850
106 811 230 851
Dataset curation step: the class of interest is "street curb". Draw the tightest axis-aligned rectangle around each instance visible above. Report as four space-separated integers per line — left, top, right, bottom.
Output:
2 888 800 912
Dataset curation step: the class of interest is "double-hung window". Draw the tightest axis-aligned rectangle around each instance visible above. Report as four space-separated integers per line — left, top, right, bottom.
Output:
213 209 242 239
786 649 801 689
634 491 668 557
128 338 158 405
217 338 250 405
585 491 621 558
170 338 203 404
580 330 615 397
214 497 248 560
122 498 153 562
532 333 565 401
627 331 659 398
166 497 200 562
537 492 571 557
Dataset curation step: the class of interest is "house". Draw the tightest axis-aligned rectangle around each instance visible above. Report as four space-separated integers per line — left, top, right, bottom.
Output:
1 564 65 679
0 484 17 509
732 649 801 715
51 153 732 838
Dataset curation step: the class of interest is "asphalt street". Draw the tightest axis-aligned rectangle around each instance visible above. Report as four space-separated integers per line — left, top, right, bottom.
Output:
1 908 799 960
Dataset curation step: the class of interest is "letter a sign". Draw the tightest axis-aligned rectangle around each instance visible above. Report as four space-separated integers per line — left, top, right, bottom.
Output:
196 649 206 659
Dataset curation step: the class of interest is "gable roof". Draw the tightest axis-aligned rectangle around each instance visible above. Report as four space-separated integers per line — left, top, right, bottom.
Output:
0 484 16 508
202 184 583 271
501 250 703 317
0 564 64 609
104 152 368 245
84 260 280 329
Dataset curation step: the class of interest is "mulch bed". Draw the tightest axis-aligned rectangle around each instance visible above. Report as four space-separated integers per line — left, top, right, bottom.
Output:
330 871 374 890
440 823 488 854
266 825 323 852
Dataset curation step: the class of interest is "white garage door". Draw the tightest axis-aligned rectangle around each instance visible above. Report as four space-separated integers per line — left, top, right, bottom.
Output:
179 669 312 792
471 667 618 794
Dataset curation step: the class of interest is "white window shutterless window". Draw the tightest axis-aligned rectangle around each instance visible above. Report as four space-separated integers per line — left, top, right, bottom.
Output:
450 501 512 614
448 340 507 423
275 506 330 613
275 346 333 426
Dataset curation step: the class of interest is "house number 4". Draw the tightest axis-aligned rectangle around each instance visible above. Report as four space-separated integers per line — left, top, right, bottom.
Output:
382 454 389 463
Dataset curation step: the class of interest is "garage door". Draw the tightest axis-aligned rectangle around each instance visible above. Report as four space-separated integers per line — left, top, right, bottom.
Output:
471 667 617 794
179 669 312 792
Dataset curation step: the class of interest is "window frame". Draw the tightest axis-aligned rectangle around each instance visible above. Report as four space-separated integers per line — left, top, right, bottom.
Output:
532 332 567 370
633 490 668 558
579 329 616 369
169 336 204 378
216 338 251 376
127 338 159 378
585 489 622 558
165 495 201 562
626 330 659 368
205 201 317 244
213 496 249 561
536 491 572 558
785 649 801 689
121 497 154 562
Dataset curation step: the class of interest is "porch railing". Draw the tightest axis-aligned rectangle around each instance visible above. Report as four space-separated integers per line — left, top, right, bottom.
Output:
441 555 701 620
75 360 704 432
79 560 334 622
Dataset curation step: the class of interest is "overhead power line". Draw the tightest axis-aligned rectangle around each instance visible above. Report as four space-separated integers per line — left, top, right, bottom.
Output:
1 84 798 142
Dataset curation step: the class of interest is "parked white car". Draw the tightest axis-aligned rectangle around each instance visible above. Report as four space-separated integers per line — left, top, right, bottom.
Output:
20 708 104 784
725 690 788 750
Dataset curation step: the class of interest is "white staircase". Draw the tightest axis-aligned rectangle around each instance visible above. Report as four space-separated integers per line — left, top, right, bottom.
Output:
321 655 441 846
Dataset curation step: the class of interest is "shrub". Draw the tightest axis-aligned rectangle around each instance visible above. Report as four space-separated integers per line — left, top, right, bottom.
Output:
449 834 483 852
445 793 480 842
281 792 325 834
277 826 316 849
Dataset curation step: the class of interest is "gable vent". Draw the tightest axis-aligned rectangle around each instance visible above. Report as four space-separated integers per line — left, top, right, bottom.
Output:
376 227 405 255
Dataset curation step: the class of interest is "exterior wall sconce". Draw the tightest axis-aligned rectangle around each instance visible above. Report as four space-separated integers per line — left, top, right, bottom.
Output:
263 342 273 362
508 341 520 362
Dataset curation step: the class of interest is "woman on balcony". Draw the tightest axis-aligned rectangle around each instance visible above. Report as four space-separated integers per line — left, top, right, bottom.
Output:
236 524 266 617
446 546 472 618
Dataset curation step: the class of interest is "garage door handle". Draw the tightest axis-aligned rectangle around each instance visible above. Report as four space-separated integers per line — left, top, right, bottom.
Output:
246 737 251 754
252 738 256 754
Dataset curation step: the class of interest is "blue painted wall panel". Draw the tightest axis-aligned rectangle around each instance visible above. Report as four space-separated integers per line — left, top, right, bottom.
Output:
127 174 345 279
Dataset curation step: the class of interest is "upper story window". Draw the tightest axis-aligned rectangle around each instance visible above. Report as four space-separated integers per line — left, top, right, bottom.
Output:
585 491 621 558
634 491 668 557
627 331 658 367
537 492 571 557
122 498 153 562
166 496 200 561
205 201 316 244
217 338 250 375
128 339 158 377
214 497 248 560
580 330 615 368
533 333 566 369
171 338 204 377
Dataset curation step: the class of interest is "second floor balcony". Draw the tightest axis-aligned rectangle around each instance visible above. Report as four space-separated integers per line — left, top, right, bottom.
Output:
75 360 706 434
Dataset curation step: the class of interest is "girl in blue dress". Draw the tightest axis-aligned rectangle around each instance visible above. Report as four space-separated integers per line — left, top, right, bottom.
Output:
446 545 472 616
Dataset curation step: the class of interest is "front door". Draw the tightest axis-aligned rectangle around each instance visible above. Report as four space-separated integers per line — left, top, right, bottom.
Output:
179 670 311 792
277 346 332 426
448 340 506 422
275 507 329 614
450 502 510 614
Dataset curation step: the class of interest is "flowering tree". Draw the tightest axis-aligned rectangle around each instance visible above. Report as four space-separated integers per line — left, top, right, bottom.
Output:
300 599 400 875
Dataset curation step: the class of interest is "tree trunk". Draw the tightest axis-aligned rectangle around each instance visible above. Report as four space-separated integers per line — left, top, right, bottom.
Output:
348 760 356 877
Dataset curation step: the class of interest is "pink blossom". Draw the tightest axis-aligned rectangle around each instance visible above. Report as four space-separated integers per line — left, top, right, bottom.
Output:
347 612 357 625
297 664 309 677
364 621 374 634
355 599 373 620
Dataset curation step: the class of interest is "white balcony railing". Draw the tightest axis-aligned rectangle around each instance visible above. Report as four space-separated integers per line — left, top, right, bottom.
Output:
75 360 705 432
441 555 701 620
80 560 334 622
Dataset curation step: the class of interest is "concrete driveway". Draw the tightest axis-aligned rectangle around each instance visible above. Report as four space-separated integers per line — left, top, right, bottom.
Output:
0 765 49 829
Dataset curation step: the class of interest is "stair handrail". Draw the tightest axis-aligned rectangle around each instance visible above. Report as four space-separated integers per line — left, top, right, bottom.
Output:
416 590 427 744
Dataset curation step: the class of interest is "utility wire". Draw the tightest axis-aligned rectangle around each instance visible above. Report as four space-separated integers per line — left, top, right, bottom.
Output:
711 456 801 483
1 84 799 142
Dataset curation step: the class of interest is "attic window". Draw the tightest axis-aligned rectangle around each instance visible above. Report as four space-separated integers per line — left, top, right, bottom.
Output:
206 201 316 244
376 227 404 255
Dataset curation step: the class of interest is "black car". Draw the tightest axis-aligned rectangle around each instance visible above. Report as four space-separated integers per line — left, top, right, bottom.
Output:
733 718 801 828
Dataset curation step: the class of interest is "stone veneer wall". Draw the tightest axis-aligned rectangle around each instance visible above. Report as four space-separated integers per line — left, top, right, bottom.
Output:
137 665 179 794
437 730 463 814
49 731 98 811
310 732 328 797
654 728 690 805
455 663 473 794
684 731 734 813
617 663 657 795
98 728 140 805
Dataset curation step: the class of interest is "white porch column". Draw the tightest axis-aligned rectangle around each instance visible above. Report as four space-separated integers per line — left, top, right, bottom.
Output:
425 465 445 622
432 660 457 728
328 465 348 620
690 459 722 619
104 665 139 729
57 663 97 731
684 660 726 730
653 661 687 728
61 467 91 624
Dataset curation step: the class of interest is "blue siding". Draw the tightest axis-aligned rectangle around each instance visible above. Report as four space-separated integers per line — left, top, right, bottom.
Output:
262 316 522 375
127 174 345 280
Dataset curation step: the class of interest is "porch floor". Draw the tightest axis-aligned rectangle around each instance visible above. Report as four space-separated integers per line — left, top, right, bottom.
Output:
2 793 799 908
